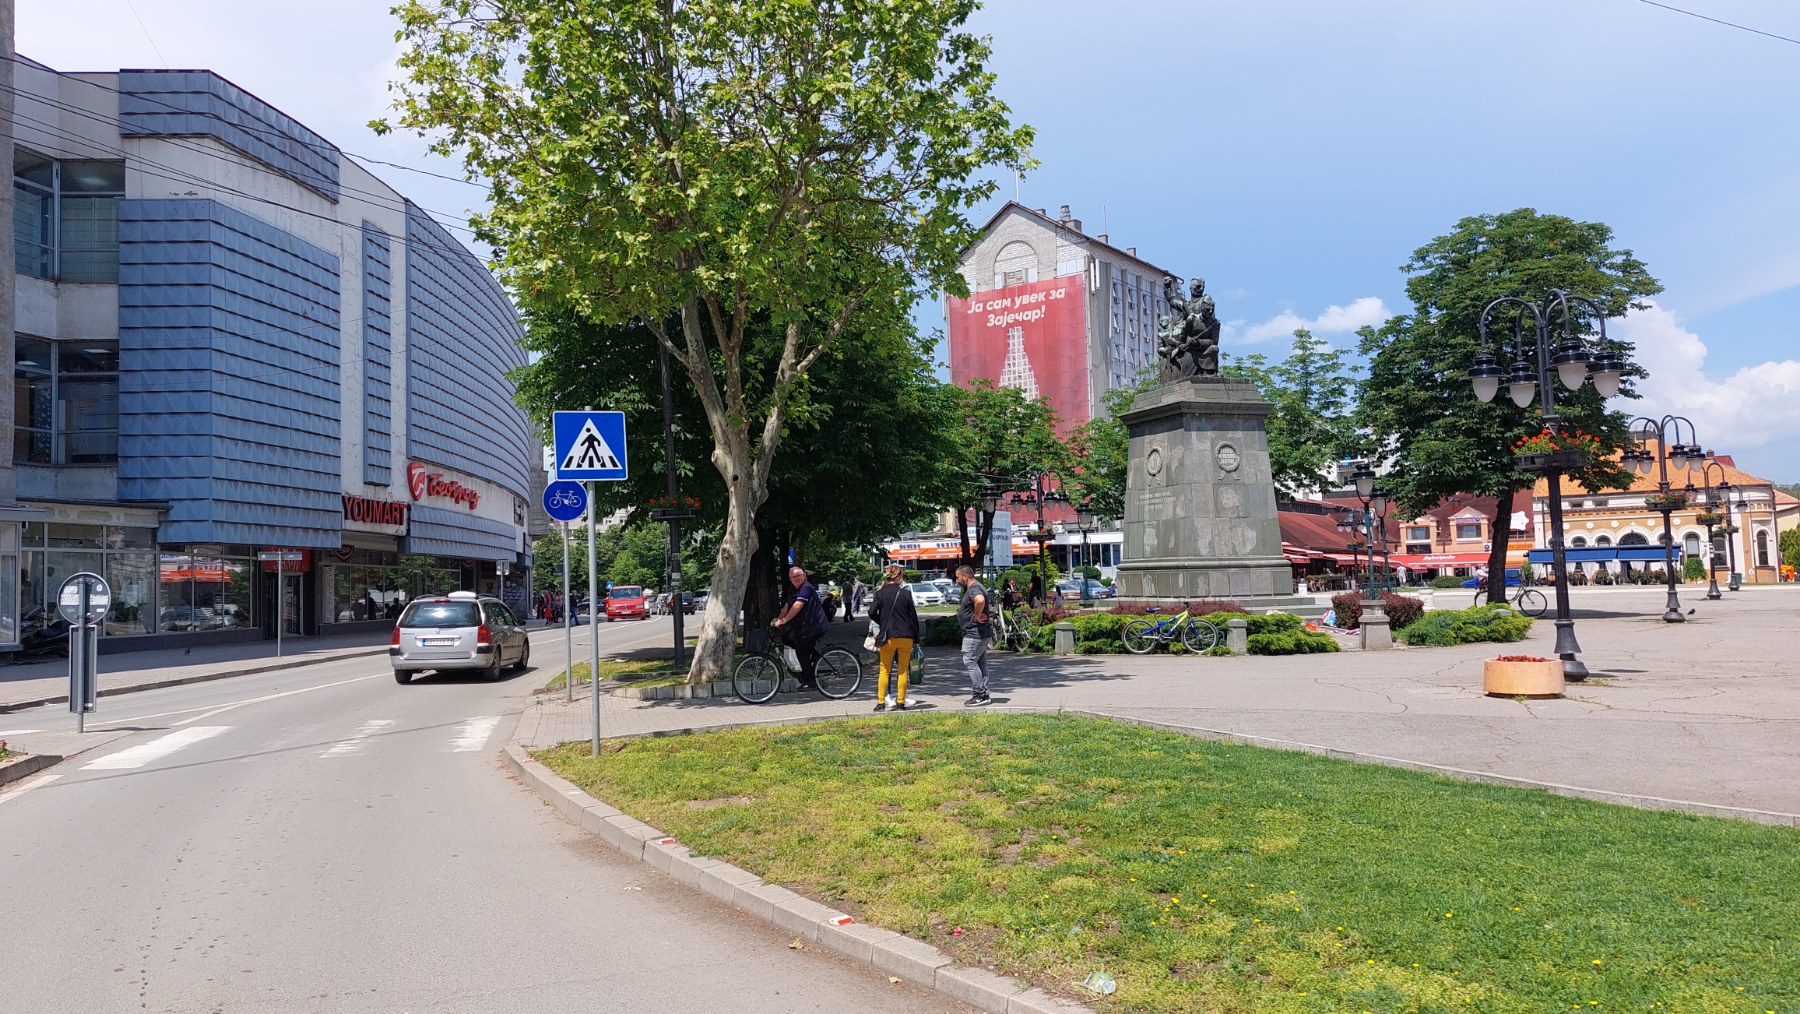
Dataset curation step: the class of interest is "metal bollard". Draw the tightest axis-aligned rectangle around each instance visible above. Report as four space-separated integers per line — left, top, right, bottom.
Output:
1226 618 1248 655
1053 621 1077 656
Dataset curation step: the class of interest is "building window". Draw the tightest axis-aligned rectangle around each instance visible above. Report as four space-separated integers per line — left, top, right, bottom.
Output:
1405 526 1430 543
1596 535 1613 547
14 336 119 464
1454 522 1482 540
1571 536 1587 548
14 151 123 282
1683 533 1702 559
1757 530 1771 567
21 522 160 637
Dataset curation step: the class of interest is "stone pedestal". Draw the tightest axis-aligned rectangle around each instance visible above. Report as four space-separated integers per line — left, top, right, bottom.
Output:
1115 378 1296 602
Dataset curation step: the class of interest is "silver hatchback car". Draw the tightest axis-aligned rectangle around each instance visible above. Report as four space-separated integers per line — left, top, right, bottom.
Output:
391 591 530 684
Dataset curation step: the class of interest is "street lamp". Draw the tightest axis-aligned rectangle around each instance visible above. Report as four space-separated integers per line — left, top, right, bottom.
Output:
1360 485 1393 597
1691 460 1732 600
1623 415 1701 622
1335 508 1365 591
1010 471 1069 599
1470 290 1625 680
1072 503 1099 603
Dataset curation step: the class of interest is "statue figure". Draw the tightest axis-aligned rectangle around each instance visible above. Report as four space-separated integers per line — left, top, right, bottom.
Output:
1156 275 1221 379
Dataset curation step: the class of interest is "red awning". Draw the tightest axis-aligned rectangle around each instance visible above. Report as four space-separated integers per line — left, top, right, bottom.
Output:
1387 552 1489 568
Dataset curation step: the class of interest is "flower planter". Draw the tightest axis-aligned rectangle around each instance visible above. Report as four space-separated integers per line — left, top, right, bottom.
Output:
1514 449 1591 472
1643 494 1688 511
1482 657 1564 699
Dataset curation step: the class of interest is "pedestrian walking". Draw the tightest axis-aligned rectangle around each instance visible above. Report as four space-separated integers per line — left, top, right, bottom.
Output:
1027 572 1044 608
955 564 993 706
867 565 920 711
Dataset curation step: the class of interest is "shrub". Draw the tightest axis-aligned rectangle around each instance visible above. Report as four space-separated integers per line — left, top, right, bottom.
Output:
1594 569 1614 586
1027 611 1134 654
1331 591 1364 629
903 569 923 583
921 615 962 647
1380 591 1425 631
1247 628 1340 655
1396 604 1534 647
1569 570 1588 586
1203 644 1234 657
1190 599 1249 616
1206 611 1301 636
1683 556 1707 581
1430 575 1467 589
1110 599 1246 617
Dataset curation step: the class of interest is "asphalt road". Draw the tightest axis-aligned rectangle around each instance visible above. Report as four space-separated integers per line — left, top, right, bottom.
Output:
0 617 969 1013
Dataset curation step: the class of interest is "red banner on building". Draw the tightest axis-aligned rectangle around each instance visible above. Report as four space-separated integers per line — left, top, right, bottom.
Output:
948 275 1090 430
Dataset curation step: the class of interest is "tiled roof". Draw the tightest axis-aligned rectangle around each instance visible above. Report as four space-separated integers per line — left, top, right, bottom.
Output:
1532 440 1774 496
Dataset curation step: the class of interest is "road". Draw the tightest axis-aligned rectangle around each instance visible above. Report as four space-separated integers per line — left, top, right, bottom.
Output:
0 618 969 1013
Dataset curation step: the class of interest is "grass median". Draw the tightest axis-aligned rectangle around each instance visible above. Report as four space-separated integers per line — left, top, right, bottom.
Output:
539 714 1797 1013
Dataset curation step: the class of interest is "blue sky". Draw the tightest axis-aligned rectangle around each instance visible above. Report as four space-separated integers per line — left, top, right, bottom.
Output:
21 1 1800 478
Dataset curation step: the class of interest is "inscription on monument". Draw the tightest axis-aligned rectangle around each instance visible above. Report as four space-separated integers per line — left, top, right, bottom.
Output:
1138 490 1177 522
1216 443 1241 473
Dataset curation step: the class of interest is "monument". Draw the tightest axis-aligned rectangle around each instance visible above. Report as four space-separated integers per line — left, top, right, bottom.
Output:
1113 276 1298 602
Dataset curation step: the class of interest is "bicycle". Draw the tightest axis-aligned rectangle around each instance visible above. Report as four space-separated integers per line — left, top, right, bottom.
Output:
1121 607 1220 654
732 625 863 704
994 603 1035 652
546 488 583 510
1471 583 1547 617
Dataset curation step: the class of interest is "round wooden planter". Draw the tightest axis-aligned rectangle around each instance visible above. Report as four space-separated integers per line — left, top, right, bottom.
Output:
1482 659 1564 699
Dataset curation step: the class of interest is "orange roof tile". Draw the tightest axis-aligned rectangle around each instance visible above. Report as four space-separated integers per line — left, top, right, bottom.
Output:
1531 440 1773 497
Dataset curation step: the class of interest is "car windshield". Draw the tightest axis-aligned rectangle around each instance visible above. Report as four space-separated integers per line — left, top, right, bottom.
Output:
399 601 481 627
610 587 643 599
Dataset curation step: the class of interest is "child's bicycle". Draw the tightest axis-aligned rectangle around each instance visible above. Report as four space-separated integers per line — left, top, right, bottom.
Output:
733 626 864 703
1121 607 1219 654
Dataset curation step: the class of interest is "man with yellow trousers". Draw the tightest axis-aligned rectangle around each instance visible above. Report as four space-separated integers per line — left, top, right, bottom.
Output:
867 565 921 711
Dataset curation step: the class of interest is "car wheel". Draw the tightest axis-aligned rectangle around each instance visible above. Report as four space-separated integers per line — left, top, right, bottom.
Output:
393 669 411 685
510 639 531 672
484 651 504 682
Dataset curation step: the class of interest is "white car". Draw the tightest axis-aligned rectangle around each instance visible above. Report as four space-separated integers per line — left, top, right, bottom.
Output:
907 582 945 606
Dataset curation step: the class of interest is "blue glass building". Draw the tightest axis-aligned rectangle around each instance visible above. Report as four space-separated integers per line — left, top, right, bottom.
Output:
8 61 534 649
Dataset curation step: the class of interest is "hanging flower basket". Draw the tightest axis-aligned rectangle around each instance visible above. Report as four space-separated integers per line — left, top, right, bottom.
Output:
1643 492 1689 511
1512 429 1602 472
1716 523 1740 535
1695 512 1724 526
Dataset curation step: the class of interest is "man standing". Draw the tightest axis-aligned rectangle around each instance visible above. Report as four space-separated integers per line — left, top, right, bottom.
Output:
772 565 829 686
954 564 993 707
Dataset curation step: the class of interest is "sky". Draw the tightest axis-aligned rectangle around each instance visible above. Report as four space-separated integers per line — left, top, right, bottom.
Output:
17 0 1800 479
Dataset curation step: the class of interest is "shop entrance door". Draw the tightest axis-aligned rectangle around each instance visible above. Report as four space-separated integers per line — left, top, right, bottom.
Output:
281 572 304 637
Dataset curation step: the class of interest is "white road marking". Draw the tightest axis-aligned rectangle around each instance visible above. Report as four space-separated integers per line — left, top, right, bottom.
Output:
450 716 501 753
0 773 61 806
82 727 230 771
320 719 395 758
0 728 44 736
91 673 383 729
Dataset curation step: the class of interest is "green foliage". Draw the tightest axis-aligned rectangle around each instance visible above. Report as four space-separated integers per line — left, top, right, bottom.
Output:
944 381 1070 566
1066 377 1154 520
1247 629 1340 655
1221 329 1362 496
1396 605 1534 646
1430 575 1467 589
1682 555 1707 581
1380 592 1425 631
1356 209 1663 603
921 615 963 647
1780 528 1799 569
1203 644 1235 657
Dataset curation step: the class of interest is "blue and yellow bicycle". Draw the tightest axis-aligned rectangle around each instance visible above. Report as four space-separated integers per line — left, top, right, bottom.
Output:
1121 608 1220 654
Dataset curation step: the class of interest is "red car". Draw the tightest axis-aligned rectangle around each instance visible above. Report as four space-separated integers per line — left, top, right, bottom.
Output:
605 585 648 621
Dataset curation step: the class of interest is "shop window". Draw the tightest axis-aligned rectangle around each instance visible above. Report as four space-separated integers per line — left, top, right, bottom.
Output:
1454 522 1482 540
14 336 119 465
158 552 254 633
14 151 123 282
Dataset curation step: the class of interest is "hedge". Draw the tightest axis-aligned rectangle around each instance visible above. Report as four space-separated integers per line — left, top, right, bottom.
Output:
1395 604 1534 646
1027 610 1315 655
1430 575 1467 589
1247 628 1340 655
1330 591 1424 631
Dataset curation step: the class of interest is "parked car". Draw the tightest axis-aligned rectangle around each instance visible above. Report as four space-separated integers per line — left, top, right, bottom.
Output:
1461 569 1521 589
693 590 709 612
1056 578 1115 600
929 578 961 604
907 582 945 607
606 585 649 620
391 591 530 683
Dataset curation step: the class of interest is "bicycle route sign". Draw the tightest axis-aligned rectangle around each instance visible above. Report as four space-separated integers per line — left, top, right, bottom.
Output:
552 410 629 482
542 480 588 523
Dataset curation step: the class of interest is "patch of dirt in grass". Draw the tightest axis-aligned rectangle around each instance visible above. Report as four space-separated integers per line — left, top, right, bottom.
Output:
687 796 757 810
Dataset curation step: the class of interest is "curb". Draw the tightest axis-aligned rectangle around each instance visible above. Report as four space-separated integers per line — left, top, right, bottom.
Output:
501 726 1094 1014
0 752 60 788
0 648 391 714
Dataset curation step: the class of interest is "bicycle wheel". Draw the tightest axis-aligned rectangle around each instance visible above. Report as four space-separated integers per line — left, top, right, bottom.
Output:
1515 589 1548 618
814 648 863 699
1010 617 1037 652
1182 618 1220 652
732 654 781 704
1471 588 1489 607
1121 618 1156 654
910 643 925 684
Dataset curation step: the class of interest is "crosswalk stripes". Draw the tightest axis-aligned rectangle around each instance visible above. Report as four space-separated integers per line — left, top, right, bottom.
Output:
82 727 230 770
320 719 396 758
450 716 502 753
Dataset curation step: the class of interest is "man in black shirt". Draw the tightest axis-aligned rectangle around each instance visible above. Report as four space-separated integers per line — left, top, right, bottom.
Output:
772 566 829 686
955 564 993 706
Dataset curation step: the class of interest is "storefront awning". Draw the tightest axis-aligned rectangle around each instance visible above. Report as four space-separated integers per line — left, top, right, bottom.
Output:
1526 547 1684 564
1388 552 1489 568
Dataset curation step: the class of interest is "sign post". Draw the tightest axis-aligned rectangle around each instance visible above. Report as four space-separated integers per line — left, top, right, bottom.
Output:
58 572 110 734
552 409 629 756
542 480 589 705
257 551 304 658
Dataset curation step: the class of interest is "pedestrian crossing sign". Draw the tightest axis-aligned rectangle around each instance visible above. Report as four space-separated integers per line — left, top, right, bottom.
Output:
552 411 629 482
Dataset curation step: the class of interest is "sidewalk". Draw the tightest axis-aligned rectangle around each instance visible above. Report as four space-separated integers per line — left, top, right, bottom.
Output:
517 587 1800 823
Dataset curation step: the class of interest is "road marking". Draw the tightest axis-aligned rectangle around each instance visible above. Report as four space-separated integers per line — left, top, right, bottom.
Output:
82 727 230 770
0 728 44 736
450 715 501 753
320 719 395 758
91 673 383 729
0 773 61 806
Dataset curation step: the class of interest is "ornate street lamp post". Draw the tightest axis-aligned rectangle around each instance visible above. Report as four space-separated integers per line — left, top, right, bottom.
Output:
1009 471 1068 596
1690 460 1731 601
1335 508 1365 591
1073 503 1099 603
1468 290 1626 680
1621 415 1703 623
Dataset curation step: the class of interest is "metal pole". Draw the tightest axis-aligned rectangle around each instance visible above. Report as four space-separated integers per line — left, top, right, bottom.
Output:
1035 476 1047 593
1725 495 1741 590
659 338 685 672
588 479 601 757
73 582 88 734
276 554 284 659
1530 301 1587 678
1705 517 1722 600
1655 445 1683 622
563 519 574 703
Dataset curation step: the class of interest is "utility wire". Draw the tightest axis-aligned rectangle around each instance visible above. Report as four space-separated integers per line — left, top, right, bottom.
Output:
1630 0 1800 46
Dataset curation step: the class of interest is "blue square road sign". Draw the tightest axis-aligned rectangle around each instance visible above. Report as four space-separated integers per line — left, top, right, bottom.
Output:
552 411 629 482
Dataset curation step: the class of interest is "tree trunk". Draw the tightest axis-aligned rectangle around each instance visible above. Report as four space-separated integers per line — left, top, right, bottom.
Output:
1485 488 1515 605
688 451 761 683
744 524 781 633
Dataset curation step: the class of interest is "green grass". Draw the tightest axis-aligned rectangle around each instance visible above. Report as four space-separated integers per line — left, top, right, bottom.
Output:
539 714 1799 1014
544 658 683 689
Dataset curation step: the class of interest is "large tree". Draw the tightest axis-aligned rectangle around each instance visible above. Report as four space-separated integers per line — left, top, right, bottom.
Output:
942 381 1068 569
1357 209 1661 603
383 0 1032 677
1222 328 1362 498
1064 375 1158 522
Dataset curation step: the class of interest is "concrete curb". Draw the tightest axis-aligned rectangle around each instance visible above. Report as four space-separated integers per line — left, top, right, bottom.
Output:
0 648 392 714
501 725 1096 1014
0 752 60 788
569 705 1800 829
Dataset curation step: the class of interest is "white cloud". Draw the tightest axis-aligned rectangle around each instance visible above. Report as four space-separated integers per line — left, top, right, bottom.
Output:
1612 302 1800 477
1229 296 1390 345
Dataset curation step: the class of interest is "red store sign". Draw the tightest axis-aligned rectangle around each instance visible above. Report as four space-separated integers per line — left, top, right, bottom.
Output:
407 462 481 511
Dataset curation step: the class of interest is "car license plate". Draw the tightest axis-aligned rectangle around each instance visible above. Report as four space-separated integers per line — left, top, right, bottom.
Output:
419 637 457 646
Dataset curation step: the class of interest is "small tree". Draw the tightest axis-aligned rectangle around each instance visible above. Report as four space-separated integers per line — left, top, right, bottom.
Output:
1222 329 1361 497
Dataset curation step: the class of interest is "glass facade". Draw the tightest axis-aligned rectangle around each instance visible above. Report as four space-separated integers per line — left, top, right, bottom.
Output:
13 151 123 282
21 522 165 636
321 551 459 625
15 336 120 464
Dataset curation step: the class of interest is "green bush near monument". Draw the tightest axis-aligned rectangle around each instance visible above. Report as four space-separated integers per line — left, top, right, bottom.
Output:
1396 604 1533 647
1023 610 1334 656
1430 574 1467 589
